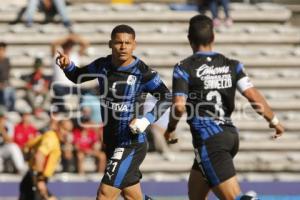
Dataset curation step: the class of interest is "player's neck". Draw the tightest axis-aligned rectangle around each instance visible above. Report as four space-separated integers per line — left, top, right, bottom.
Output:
193 44 213 54
112 57 135 67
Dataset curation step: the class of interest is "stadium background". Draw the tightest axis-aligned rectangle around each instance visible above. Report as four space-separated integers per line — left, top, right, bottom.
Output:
0 0 300 199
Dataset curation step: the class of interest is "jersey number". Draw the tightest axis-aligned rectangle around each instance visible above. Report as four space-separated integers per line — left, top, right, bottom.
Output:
206 91 225 120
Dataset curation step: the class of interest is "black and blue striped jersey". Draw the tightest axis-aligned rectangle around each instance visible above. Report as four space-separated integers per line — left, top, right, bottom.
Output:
63 55 171 147
172 51 249 146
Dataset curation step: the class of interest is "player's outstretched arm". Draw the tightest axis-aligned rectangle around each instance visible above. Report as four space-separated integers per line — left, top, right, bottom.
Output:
56 50 96 84
242 87 284 139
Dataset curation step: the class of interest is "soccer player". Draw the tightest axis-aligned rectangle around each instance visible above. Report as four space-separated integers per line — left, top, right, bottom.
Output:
56 24 170 200
164 15 284 200
19 119 73 200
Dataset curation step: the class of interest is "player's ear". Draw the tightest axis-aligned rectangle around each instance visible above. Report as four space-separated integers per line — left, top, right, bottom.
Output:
109 40 112 48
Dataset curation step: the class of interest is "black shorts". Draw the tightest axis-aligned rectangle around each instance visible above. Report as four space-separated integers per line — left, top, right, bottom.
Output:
192 126 239 187
102 142 148 189
19 171 52 200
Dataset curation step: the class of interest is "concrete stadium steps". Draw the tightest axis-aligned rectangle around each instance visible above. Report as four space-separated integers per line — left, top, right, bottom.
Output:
140 150 300 173
2 23 299 46
156 68 300 89
8 54 300 68
0 3 291 23
178 135 300 152
176 120 300 133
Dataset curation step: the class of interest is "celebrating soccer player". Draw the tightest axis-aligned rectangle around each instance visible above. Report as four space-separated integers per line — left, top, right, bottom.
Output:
164 15 284 200
56 24 170 200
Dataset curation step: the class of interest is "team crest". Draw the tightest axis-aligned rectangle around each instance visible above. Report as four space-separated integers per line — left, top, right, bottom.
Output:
127 75 137 85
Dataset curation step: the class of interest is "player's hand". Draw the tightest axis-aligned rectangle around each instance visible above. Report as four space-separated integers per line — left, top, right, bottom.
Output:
56 50 70 69
129 118 150 134
37 180 48 199
164 130 178 144
270 122 284 139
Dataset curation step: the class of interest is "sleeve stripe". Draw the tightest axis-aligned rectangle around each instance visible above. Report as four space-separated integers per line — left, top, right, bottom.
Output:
236 63 244 74
144 74 162 91
174 66 189 82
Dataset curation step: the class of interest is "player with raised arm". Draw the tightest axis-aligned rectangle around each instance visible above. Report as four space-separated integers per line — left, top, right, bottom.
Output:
164 15 284 200
56 24 171 200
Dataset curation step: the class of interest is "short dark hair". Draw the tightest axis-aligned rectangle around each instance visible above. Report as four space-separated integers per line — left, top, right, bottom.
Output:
0 42 7 48
62 39 75 50
111 24 135 39
188 15 214 46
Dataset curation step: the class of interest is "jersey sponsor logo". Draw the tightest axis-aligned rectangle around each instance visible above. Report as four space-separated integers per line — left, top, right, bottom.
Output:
196 64 230 77
103 100 129 112
112 148 125 160
127 75 137 85
196 64 232 89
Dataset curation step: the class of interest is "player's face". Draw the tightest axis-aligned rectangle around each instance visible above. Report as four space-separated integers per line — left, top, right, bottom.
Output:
110 33 136 65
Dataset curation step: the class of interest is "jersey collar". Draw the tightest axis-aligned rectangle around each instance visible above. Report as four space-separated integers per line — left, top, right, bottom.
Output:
195 51 217 56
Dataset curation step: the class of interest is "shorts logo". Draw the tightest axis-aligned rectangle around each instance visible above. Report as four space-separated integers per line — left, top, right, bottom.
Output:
112 148 124 160
127 75 137 85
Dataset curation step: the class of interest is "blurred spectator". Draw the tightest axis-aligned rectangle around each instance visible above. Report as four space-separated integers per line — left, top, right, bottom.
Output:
20 119 73 200
73 118 106 174
0 42 15 111
208 0 233 27
25 0 71 28
14 110 38 152
0 109 27 173
60 125 76 173
197 0 209 14
51 34 89 113
80 92 102 125
22 58 51 116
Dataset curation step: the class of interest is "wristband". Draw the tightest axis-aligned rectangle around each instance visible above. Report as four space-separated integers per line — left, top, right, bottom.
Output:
270 116 279 126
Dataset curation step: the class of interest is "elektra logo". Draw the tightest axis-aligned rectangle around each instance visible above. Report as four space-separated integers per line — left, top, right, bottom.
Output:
104 100 129 112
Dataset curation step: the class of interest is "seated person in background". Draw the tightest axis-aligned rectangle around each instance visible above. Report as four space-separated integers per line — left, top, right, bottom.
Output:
73 117 106 174
25 0 71 27
20 119 73 200
0 109 27 174
22 58 51 116
14 109 38 153
0 42 15 111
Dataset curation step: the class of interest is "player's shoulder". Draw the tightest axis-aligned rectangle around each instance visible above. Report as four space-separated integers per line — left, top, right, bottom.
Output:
136 58 155 74
215 52 241 67
177 54 197 68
